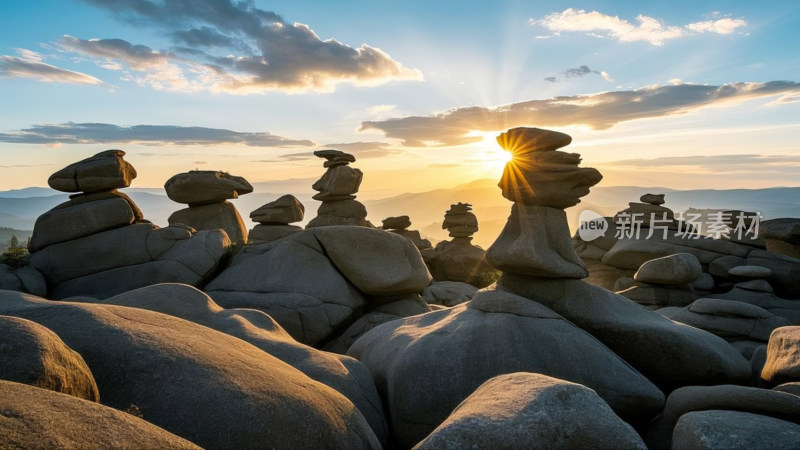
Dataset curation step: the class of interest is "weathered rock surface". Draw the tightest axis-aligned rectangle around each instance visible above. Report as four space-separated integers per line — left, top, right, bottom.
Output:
48 150 136 193
729 264 773 278
164 170 253 205
428 239 494 287
250 194 304 224
422 281 478 306
169 200 248 246
0 315 98 401
382 215 411 230
634 253 702 285
0 290 380 449
312 165 363 201
658 298 791 342
761 218 800 258
0 380 200 449
349 288 665 447
762 326 800 384
248 224 303 244
708 287 800 324
673 410 800 450
414 373 646 450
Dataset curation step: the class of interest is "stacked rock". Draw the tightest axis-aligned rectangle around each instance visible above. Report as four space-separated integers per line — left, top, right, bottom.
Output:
248 195 305 244
306 150 368 228
381 216 431 250
427 204 494 287
613 193 681 231
165 170 253 246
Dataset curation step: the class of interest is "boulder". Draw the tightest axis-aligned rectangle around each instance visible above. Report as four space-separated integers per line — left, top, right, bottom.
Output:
312 165 363 201
658 298 791 342
382 215 411 230
644 384 800 449
414 373 646 450
48 150 136 193
617 284 698 309
762 326 800 384
422 281 478 307
761 218 800 259
0 315 98 401
640 193 666 205
168 201 248 246
248 224 303 244
708 287 800 324
250 194 304 224
633 253 702 285
348 288 665 447
392 229 432 250
0 380 199 449
164 170 253 205
307 199 369 227
773 382 800 397
428 239 494 287
673 410 800 450
0 290 380 449
729 265 773 278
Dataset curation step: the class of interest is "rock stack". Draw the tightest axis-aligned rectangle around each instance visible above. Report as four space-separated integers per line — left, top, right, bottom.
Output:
613 193 680 233
306 150 368 228
248 195 305 244
616 253 702 309
426 203 494 287
381 216 431 250
165 170 253 246
26 151 231 299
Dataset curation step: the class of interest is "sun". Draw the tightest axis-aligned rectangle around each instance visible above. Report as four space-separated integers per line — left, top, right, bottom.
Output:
478 131 513 171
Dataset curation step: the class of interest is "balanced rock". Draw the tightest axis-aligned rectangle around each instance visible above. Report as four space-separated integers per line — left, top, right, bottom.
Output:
250 194 304 224
312 166 363 201
0 316 99 401
672 410 800 450
48 150 136 193
640 193 666 205
382 215 412 231
414 373 646 450
164 170 253 205
442 203 478 238
634 253 702 285
0 380 200 449
762 326 800 384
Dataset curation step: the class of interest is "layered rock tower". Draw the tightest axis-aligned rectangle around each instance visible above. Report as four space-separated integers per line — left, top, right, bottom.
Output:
307 150 368 227
248 195 305 244
427 203 493 287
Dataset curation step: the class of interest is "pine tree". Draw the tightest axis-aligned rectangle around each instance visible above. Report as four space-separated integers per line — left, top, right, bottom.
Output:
1 234 28 269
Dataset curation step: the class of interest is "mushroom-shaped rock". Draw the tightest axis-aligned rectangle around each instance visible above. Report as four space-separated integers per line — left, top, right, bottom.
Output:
48 150 137 193
250 194 304 224
164 170 253 205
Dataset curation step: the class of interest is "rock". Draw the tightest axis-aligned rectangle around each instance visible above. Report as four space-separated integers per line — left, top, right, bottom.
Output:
314 226 432 296
658 298 791 341
250 194 304 224
643 384 800 449
307 199 369 228
442 203 478 237
762 326 800 384
0 290 380 449
348 288 665 447
488 204 588 278
312 165 363 201
391 229 432 250
29 197 137 252
498 276 752 389
672 410 800 450
248 224 303 244
640 193 666 205
169 201 248 246
422 281 478 307
48 150 136 193
414 373 646 450
707 287 800 324
496 128 602 208
737 279 774 293
428 239 494 287
0 316 98 401
693 272 716 292
761 218 800 258
617 284 698 309
729 265 773 278
77 283 388 444
581 259 632 291
0 380 200 449
773 382 800 397
615 202 678 231
164 170 253 205
382 215 411 230
634 253 702 285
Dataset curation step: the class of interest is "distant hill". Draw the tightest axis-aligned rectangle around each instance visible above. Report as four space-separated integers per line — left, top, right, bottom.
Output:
0 227 32 253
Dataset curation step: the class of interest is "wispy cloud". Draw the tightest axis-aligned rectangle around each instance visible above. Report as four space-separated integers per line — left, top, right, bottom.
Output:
531 8 747 46
0 48 103 85
360 81 800 147
66 0 422 93
0 122 314 147
545 65 613 82
599 154 800 178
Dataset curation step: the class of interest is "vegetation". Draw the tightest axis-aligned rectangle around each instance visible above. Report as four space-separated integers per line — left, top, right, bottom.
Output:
1 234 29 269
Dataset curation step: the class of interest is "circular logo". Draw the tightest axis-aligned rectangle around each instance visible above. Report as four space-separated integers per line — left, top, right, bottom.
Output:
577 209 608 241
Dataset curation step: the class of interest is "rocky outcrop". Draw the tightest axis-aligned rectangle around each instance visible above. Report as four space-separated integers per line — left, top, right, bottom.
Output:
658 298 791 342
248 194 305 244
426 203 495 287
761 218 800 258
165 170 253 246
617 253 702 309
381 215 432 250
413 373 646 450
307 150 369 227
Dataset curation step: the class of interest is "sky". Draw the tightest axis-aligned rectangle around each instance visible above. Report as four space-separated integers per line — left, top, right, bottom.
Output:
1 0 799 198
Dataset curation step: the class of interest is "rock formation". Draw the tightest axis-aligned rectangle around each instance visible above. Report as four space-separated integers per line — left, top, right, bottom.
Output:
616 253 702 309
381 215 431 250
165 170 253 246
761 218 800 258
26 151 231 299
248 194 305 244
307 150 368 227
426 203 495 287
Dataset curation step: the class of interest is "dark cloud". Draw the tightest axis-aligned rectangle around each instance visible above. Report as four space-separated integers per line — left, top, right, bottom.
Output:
72 0 421 93
0 122 315 147
0 53 103 85
360 81 800 147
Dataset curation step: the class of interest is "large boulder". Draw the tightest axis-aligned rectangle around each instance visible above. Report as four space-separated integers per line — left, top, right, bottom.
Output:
633 253 702 285
762 326 800 384
0 290 380 449
414 372 646 450
0 380 199 449
0 316 98 401
658 298 791 342
169 201 248 246
349 288 665 447
422 281 478 307
672 410 800 450
250 194 304 224
164 170 253 205
75 283 388 443
48 150 137 193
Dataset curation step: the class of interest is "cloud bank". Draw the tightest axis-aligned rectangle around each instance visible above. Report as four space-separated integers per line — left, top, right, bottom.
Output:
0 122 314 147
65 0 421 93
0 48 102 85
360 81 800 146
531 8 747 45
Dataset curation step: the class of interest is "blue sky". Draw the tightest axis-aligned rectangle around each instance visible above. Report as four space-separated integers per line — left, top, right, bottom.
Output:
1 0 798 195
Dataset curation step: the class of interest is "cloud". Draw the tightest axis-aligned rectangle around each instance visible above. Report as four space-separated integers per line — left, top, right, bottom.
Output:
599 154 800 178
71 0 422 93
0 48 103 85
360 81 800 147
531 8 747 45
545 65 614 82
0 122 315 147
